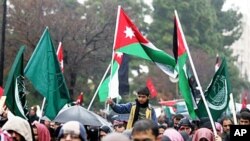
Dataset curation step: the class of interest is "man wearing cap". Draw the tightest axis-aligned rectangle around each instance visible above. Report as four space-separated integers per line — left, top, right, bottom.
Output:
107 87 157 129
57 121 87 141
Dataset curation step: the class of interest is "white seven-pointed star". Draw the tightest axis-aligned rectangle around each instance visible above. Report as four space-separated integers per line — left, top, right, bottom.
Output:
124 26 135 39
116 52 123 58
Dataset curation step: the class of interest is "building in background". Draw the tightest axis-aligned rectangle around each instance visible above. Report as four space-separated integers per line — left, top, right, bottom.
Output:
223 0 250 80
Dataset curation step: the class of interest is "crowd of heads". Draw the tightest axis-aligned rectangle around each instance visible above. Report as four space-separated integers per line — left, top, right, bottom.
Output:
0 97 250 141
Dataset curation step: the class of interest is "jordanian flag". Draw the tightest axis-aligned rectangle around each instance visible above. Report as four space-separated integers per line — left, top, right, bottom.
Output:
196 58 230 121
173 11 197 119
56 42 64 72
98 52 125 102
113 6 176 78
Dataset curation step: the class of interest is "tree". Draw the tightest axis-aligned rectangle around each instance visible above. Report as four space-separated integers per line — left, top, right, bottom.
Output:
4 0 152 108
147 0 248 98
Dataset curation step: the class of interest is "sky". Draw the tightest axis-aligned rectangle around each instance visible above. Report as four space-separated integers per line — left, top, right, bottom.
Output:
223 0 250 80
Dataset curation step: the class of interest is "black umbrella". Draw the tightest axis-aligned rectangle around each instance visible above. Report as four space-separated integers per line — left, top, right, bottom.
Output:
53 105 108 126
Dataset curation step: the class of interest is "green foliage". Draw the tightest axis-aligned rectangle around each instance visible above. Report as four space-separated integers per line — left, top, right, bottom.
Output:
148 0 247 100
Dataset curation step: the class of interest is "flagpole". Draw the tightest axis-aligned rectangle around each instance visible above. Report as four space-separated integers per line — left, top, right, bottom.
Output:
230 93 238 124
175 10 217 136
38 97 46 122
105 5 122 113
87 64 111 110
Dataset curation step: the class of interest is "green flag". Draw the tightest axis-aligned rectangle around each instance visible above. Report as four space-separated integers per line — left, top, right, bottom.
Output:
196 58 230 121
4 46 28 119
24 27 70 120
173 12 197 119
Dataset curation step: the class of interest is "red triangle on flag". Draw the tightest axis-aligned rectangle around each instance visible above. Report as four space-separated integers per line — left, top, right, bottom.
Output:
173 16 187 59
114 7 149 50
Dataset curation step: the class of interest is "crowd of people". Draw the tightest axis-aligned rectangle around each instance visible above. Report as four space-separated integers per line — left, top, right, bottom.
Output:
0 86 249 141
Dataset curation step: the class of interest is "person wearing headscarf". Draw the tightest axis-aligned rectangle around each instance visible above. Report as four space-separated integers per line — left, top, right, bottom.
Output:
0 129 12 141
2 111 33 141
192 128 215 141
215 122 223 137
163 128 184 141
32 121 51 141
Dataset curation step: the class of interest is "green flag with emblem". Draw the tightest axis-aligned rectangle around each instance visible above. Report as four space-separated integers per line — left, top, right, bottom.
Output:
24 27 71 120
4 46 28 119
195 58 230 121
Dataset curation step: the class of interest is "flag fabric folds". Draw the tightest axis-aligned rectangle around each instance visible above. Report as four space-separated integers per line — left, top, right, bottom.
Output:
146 78 158 98
0 86 4 97
113 6 176 78
196 58 231 121
98 52 125 102
173 13 197 119
24 28 70 120
118 54 130 96
4 46 28 119
57 42 64 72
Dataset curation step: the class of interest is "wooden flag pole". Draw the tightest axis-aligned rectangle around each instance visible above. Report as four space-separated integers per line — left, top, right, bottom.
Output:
87 64 111 111
175 10 217 136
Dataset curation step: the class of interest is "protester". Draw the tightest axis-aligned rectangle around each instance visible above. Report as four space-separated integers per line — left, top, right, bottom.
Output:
2 114 33 141
163 128 184 141
101 132 130 141
107 87 157 129
57 121 87 141
157 124 167 141
192 128 215 141
40 116 55 140
87 126 99 141
238 111 250 125
172 114 184 129
113 120 126 133
131 119 158 141
28 106 39 123
0 129 12 141
99 125 112 140
219 117 233 140
32 121 51 141
158 114 167 125
177 118 193 136
215 122 223 137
